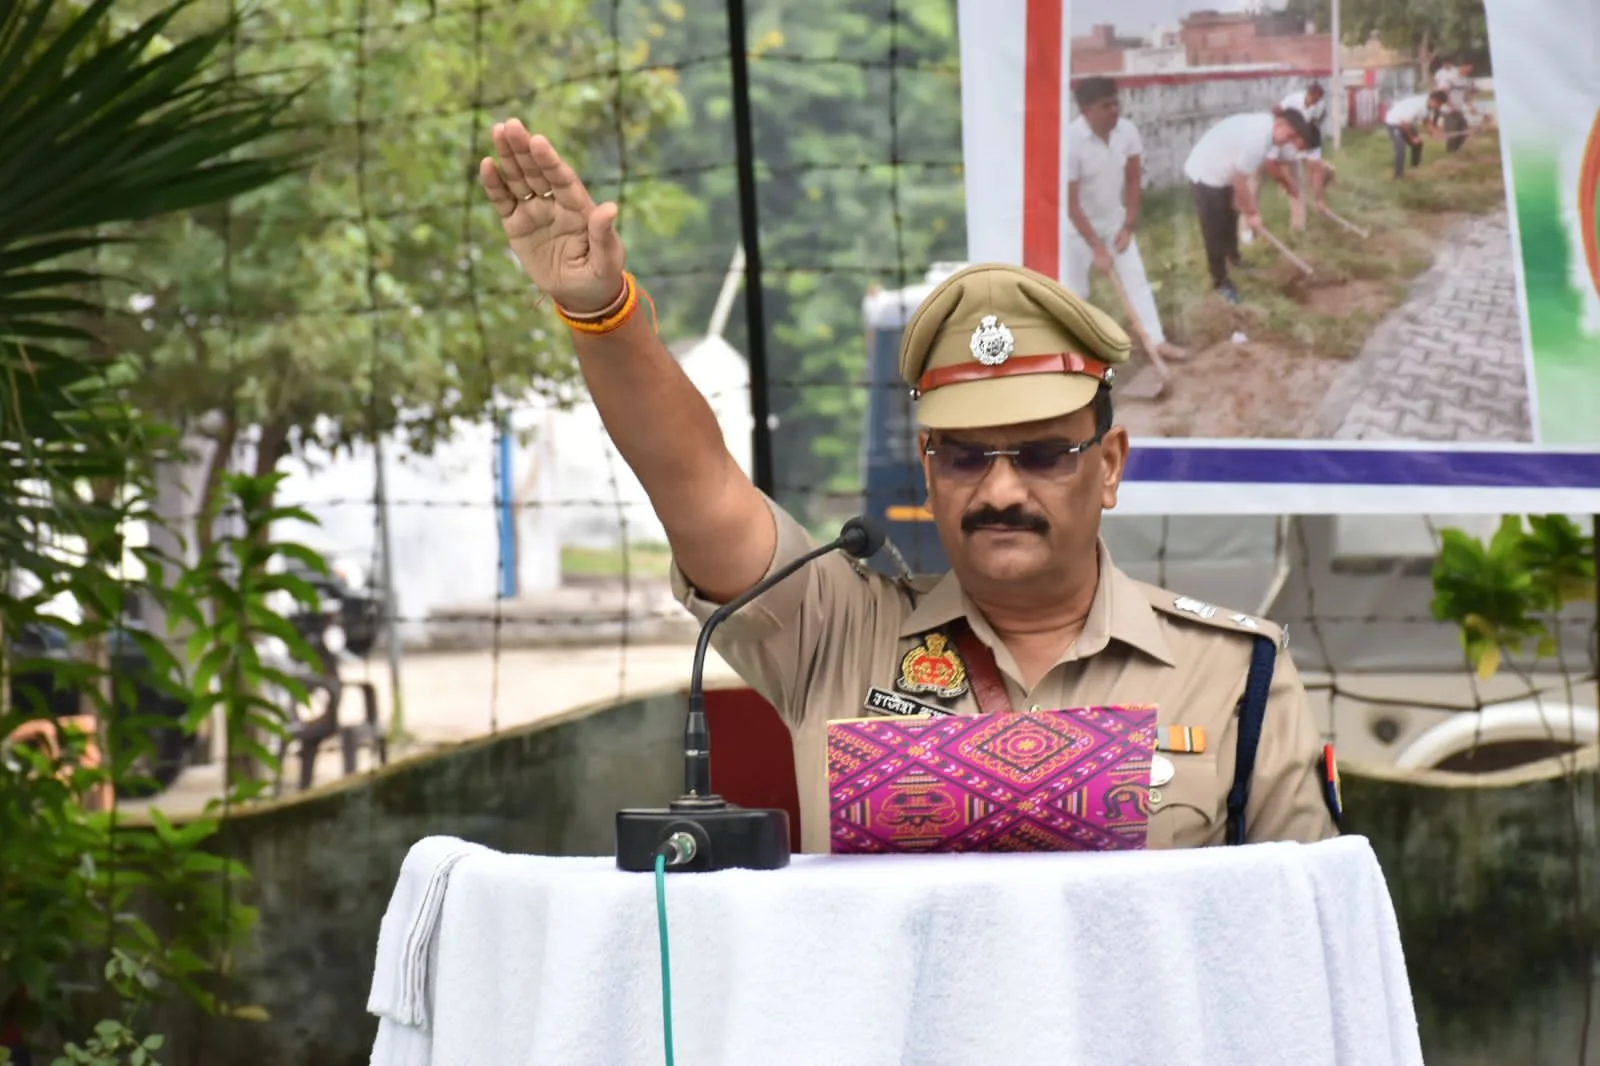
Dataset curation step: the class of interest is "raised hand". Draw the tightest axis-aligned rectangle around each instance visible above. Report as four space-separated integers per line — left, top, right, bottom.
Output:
479 120 627 315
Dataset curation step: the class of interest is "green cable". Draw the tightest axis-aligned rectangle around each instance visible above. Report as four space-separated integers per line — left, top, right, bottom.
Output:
654 852 676 1066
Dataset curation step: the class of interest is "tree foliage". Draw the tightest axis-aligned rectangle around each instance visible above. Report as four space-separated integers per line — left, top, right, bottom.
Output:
1430 515 1596 681
1286 0 1490 68
614 0 966 517
98 0 697 491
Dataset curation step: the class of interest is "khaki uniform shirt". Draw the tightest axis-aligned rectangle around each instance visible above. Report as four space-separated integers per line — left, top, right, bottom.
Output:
671 497 1338 855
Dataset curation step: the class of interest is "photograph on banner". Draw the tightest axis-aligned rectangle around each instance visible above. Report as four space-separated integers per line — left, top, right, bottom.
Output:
953 0 1600 454
1072 0 1526 444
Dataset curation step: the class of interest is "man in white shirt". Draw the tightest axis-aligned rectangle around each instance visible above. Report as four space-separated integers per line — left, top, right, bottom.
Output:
1183 110 1312 304
1433 58 1478 115
1385 90 1448 178
1278 81 1330 218
1241 81 1330 243
1064 77 1184 364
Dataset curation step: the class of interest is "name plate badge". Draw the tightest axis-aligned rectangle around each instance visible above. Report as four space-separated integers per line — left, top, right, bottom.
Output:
864 686 953 718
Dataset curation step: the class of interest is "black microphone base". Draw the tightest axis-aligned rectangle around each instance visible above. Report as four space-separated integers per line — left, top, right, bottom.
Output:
615 796 791 873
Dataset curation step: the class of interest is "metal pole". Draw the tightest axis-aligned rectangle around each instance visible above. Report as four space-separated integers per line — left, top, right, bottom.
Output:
1330 0 1344 151
497 414 518 599
725 0 776 497
374 436 405 737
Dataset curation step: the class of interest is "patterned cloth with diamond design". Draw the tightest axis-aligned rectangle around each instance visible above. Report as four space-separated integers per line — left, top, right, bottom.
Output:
827 707 1157 854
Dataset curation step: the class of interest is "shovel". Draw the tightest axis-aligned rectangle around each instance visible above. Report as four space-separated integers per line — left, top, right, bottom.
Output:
1255 221 1314 276
1316 203 1370 239
1103 263 1184 401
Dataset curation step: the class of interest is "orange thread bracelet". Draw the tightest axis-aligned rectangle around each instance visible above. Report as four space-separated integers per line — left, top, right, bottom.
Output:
557 272 639 334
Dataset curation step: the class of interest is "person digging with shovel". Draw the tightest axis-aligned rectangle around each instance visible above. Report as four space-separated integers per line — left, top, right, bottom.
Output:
1063 76 1188 399
1183 108 1313 305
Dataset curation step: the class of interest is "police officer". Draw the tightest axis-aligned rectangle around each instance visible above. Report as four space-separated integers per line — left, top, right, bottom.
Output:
480 120 1340 855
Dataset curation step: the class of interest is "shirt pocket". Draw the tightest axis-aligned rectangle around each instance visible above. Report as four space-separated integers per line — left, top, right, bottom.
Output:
1148 754 1225 849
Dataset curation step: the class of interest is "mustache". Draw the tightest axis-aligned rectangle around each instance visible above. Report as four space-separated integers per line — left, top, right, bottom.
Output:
961 505 1050 535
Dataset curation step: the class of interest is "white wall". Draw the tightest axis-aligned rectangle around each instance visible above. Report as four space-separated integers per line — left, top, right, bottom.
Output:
1074 66 1417 189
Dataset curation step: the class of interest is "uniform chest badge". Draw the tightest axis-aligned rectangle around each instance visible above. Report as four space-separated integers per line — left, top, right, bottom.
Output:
969 314 1014 366
896 632 969 699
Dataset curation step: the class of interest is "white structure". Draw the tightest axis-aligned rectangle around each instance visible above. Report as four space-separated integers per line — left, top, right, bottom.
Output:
1394 700 1599 770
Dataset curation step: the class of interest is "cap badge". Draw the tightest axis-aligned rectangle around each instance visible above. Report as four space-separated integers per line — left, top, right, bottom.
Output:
969 314 1014 366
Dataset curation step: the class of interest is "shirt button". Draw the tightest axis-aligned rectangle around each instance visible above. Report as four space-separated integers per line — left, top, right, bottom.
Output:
1149 788 1164 806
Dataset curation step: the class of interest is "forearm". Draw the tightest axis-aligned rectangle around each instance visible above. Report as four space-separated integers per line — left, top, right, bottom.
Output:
1123 185 1142 231
571 312 726 496
569 309 774 599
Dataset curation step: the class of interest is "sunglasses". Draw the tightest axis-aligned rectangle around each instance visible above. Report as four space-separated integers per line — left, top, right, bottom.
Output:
924 433 1103 483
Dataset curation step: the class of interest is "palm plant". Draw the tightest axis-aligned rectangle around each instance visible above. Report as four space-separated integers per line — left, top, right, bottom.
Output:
1 0 307 1053
1 0 308 587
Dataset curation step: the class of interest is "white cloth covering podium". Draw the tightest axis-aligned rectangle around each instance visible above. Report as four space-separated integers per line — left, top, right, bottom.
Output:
368 834 1425 1066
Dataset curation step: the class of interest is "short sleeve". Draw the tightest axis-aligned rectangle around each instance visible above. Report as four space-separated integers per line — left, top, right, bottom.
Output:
1244 647 1339 844
668 493 884 722
1120 119 1143 160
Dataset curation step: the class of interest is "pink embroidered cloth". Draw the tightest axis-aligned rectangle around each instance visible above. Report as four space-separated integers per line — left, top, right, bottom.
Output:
827 707 1157 853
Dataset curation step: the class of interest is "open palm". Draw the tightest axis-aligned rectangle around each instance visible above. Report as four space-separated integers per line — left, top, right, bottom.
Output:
479 120 626 314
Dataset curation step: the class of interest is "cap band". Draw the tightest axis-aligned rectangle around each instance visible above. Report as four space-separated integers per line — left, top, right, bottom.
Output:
915 351 1113 397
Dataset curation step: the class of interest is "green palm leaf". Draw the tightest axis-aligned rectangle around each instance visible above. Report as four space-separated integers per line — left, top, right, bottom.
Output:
0 0 306 461
0 0 306 245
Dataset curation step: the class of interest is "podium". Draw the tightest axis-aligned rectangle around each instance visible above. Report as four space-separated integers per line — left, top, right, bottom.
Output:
369 835 1425 1066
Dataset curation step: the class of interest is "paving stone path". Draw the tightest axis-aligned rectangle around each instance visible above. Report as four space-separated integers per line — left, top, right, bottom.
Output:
1320 212 1533 442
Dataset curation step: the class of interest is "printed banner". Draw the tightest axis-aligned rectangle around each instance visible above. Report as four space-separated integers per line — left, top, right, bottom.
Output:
956 0 1600 513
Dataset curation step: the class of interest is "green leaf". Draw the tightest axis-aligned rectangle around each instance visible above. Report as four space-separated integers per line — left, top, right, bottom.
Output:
146 807 177 844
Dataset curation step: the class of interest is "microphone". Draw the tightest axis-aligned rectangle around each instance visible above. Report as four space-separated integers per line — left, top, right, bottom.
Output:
614 516 886 873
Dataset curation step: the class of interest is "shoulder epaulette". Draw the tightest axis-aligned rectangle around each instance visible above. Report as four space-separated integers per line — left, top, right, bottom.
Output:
1139 582 1288 649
